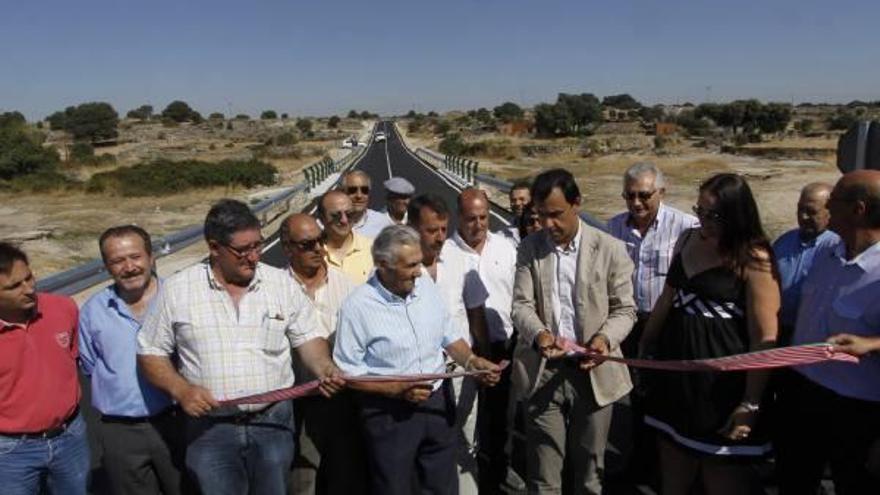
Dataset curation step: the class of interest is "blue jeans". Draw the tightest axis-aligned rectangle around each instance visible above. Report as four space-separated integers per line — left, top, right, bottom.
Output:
0 413 90 495
185 400 295 495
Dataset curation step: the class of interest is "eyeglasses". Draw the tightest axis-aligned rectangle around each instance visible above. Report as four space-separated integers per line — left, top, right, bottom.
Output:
221 240 264 259
622 190 657 201
692 205 723 223
289 233 326 251
328 209 356 224
345 186 370 195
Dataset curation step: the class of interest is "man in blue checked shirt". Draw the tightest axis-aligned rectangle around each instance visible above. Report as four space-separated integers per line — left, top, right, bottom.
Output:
79 225 184 495
333 225 501 495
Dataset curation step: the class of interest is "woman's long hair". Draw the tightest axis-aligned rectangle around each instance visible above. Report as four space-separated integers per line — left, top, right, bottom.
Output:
699 173 773 273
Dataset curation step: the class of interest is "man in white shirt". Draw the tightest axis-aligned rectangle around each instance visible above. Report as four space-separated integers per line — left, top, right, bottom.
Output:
502 181 532 246
342 170 391 239
448 188 524 492
280 213 364 495
408 194 489 495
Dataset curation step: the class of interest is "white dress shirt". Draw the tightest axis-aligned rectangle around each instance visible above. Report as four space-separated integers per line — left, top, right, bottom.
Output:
422 243 489 344
550 224 582 342
448 231 517 343
352 209 394 239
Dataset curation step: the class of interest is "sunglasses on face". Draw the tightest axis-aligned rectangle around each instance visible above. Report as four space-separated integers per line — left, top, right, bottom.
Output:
692 205 723 223
622 190 657 201
290 233 326 251
328 210 356 224
345 186 370 195
221 240 264 259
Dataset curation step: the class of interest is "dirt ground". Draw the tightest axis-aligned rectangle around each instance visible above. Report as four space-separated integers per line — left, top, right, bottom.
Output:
1 120 373 275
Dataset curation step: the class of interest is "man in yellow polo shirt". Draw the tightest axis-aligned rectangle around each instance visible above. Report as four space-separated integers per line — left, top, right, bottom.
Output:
318 190 374 284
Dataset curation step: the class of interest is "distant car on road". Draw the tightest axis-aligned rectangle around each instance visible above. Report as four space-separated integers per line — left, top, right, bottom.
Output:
341 136 359 149
374 132 386 143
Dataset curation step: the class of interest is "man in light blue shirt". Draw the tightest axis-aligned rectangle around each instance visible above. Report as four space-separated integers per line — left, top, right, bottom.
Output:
79 225 183 495
333 225 500 495
772 182 838 345
775 171 880 494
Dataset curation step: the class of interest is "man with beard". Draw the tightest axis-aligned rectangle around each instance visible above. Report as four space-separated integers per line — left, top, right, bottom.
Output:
79 225 183 495
0 242 88 494
408 194 489 495
383 177 415 225
319 191 374 285
137 199 344 495
772 182 838 345
280 214 365 495
446 188 524 493
342 170 392 239
333 225 501 495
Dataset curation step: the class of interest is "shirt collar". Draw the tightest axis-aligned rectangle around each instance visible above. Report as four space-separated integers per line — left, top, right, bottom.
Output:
0 294 41 331
205 261 261 292
452 230 485 256
106 276 162 315
834 240 880 271
799 229 833 248
550 222 582 254
626 203 666 230
368 272 420 305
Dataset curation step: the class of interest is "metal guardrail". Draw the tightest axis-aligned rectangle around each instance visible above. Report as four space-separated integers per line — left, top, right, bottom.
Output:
36 149 364 296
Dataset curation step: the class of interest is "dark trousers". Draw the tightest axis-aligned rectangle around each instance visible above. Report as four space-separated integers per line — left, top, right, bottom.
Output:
615 312 655 481
185 400 295 495
290 391 367 495
99 409 186 495
357 381 458 495
774 370 880 495
477 336 517 491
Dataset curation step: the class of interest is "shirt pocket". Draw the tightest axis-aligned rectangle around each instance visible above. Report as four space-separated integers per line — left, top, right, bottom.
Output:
829 297 869 334
258 310 290 355
654 248 672 276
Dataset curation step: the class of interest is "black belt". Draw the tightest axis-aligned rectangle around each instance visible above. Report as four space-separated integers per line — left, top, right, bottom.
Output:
0 406 80 440
101 406 176 425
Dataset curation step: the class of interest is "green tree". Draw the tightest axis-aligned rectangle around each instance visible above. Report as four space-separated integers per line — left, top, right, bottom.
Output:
756 103 793 134
828 111 859 131
347 110 359 119
328 115 341 128
281 113 289 120
675 111 712 136
209 112 225 120
794 119 814 133
296 118 313 134
0 122 61 179
602 94 642 109
557 93 602 134
47 107 73 130
70 142 95 162
493 102 524 123
64 102 119 142
126 105 153 120
261 110 278 120
638 105 665 122
438 133 467 155
162 100 198 123
235 114 250 120
0 111 26 128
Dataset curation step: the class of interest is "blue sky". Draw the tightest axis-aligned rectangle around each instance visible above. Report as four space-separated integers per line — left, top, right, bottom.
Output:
2 0 878 121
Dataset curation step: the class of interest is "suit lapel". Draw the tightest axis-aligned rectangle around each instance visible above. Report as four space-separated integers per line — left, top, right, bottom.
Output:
575 221 596 336
537 232 556 331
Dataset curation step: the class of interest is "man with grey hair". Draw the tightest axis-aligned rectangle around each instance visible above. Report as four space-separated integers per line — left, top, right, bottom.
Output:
772 182 838 345
333 224 501 495
607 162 697 480
342 170 391 239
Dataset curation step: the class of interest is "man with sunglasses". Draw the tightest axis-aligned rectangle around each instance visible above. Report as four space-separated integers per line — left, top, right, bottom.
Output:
280 213 365 495
318 190 374 284
342 170 392 239
137 199 344 495
606 162 696 481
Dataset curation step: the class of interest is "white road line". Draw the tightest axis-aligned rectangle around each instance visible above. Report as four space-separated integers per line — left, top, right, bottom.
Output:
383 135 392 180
390 124 511 227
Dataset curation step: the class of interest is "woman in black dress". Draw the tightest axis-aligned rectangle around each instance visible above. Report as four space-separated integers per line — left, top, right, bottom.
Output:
639 173 780 495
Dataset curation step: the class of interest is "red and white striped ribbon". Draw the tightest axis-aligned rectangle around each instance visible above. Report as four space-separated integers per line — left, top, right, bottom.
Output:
559 339 859 371
220 360 510 406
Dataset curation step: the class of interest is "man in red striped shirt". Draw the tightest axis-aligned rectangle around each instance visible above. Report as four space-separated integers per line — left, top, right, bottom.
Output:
0 242 89 495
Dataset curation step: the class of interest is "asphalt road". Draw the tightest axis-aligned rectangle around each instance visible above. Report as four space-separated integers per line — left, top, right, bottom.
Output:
260 120 512 269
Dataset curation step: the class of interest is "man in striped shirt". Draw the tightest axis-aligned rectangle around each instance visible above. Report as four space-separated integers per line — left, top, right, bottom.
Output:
280 213 365 495
137 199 344 495
606 162 697 481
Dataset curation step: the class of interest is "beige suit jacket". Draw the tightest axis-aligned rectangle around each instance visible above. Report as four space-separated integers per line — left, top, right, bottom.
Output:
511 220 636 407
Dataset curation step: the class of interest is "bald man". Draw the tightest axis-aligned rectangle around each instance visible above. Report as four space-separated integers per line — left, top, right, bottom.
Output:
342 171 392 239
280 214 365 495
772 182 839 344
446 188 524 493
317 190 374 284
776 170 880 494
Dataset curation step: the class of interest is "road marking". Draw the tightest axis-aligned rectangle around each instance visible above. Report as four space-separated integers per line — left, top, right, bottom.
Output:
383 129 392 179
390 124 510 226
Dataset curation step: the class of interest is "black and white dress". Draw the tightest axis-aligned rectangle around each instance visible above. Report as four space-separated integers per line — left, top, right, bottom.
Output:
644 249 771 456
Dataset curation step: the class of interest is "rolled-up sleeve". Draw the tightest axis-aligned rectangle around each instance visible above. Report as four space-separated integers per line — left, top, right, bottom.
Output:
137 288 176 356
333 306 369 376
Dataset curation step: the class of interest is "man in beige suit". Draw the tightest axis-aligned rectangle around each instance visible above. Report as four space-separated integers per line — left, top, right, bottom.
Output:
511 168 636 494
